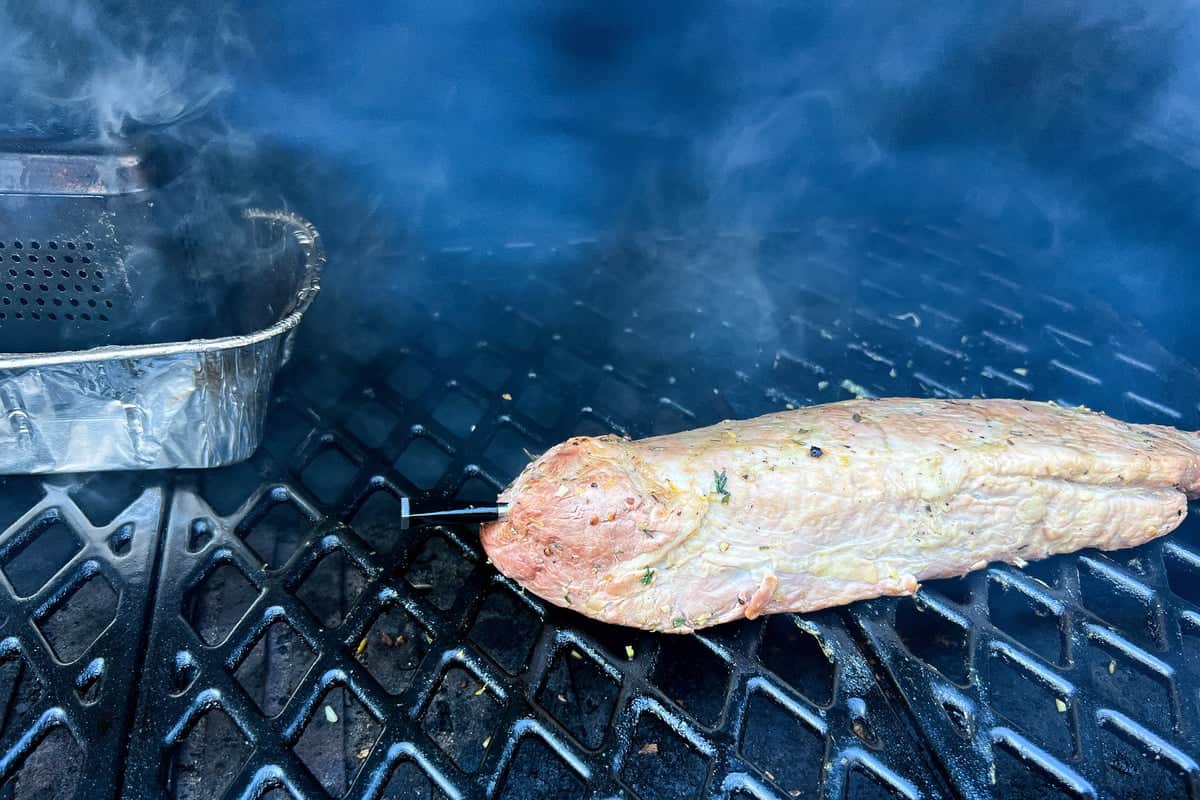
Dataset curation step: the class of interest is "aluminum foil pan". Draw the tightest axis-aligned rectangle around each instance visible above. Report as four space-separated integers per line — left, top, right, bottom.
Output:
0 155 324 473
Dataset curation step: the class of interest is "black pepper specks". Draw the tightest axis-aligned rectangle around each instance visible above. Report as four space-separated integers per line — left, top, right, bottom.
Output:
810 446 824 458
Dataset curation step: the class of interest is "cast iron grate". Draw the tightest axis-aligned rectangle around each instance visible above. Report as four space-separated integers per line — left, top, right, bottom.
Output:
128 221 1200 799
4 218 1200 798
0 474 163 799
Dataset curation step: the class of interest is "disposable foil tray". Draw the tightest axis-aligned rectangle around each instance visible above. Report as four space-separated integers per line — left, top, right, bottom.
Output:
0 149 325 473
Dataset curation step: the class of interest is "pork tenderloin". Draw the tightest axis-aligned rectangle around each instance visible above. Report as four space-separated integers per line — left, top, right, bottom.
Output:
480 398 1200 632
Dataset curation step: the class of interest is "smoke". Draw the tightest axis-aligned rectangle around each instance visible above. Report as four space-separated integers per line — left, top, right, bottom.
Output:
0 0 277 348
646 0 1200 355
3 0 1198 359
0 0 244 145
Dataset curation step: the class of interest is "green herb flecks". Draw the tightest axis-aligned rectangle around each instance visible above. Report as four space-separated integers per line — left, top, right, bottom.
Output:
641 567 655 586
713 470 731 504
563 592 573 606
672 617 687 628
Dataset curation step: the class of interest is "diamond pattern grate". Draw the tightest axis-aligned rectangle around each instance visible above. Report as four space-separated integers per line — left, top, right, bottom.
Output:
0 478 162 799
1 220 1199 798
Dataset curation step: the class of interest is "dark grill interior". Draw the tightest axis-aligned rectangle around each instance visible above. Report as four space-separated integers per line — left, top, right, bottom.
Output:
0 218 1198 798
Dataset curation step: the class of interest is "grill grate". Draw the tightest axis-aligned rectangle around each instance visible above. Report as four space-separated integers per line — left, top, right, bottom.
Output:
0 476 163 799
1 220 1199 798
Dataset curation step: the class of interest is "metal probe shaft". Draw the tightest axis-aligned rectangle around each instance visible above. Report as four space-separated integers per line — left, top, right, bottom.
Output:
399 497 508 530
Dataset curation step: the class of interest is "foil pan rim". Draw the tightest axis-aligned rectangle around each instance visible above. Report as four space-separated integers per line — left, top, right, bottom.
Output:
0 207 325 370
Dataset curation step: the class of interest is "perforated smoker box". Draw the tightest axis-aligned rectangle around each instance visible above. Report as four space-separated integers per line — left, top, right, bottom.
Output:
0 213 1197 799
0 152 325 473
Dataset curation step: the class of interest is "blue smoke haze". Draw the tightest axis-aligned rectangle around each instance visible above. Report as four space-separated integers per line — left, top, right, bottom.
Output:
2 0 1198 354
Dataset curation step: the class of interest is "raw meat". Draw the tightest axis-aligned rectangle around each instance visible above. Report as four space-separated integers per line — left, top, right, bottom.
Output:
480 399 1200 631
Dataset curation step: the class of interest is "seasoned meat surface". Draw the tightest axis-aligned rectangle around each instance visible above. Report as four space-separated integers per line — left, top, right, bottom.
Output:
480 399 1200 632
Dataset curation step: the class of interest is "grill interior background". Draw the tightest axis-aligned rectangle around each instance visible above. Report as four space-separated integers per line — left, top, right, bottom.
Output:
2 2 1199 796
0 216 1198 799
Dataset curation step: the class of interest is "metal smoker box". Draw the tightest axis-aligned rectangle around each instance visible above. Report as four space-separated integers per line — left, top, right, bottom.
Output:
0 149 324 473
